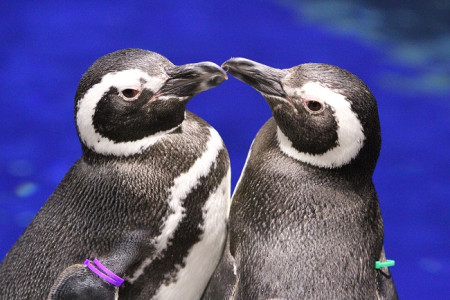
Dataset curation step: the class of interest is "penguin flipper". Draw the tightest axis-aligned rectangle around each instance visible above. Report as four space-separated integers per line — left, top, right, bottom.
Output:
202 241 239 300
376 247 398 300
48 264 118 300
48 230 154 300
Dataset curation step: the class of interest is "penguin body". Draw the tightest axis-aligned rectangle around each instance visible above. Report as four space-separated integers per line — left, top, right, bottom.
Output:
0 49 230 300
203 58 397 299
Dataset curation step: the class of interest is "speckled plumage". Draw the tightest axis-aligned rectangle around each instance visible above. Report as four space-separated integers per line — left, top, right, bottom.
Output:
203 58 397 299
0 49 230 300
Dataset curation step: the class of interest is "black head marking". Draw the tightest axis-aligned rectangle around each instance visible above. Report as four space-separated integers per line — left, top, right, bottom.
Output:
92 87 186 143
272 100 339 155
223 58 380 172
75 49 227 156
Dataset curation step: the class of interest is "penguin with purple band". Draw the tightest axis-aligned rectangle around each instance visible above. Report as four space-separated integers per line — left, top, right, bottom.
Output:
202 58 397 299
0 49 231 300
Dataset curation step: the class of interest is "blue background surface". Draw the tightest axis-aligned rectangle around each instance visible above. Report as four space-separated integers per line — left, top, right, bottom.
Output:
1 1 448 298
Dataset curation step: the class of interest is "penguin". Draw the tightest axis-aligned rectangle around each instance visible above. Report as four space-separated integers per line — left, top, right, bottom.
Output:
202 58 398 299
0 48 231 300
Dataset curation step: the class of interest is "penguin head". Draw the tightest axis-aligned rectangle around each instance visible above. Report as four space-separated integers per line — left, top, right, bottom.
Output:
222 58 381 172
75 48 227 157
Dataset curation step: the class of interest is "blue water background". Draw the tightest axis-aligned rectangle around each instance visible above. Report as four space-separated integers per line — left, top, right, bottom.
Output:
0 1 448 298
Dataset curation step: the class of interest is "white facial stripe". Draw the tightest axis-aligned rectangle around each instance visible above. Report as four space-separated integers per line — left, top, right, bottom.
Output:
128 127 225 283
108 69 165 92
152 170 231 300
76 69 168 156
278 81 365 168
157 95 189 101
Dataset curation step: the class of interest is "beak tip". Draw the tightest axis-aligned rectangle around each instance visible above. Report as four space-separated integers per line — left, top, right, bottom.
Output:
221 62 229 71
200 61 228 83
211 74 227 87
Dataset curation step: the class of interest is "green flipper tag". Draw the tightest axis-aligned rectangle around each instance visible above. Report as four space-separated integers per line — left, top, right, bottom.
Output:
375 259 395 269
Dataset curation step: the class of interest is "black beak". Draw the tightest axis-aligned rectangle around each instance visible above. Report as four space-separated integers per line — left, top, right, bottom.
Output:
159 62 228 99
222 57 288 99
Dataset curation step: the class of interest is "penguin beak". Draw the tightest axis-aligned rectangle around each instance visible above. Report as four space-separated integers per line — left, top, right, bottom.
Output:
158 62 228 99
221 57 289 101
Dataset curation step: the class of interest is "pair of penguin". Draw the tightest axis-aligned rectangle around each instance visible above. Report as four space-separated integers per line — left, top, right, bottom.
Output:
0 49 397 299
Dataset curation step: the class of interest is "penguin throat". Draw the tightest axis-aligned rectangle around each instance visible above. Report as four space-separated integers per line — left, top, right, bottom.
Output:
276 126 364 169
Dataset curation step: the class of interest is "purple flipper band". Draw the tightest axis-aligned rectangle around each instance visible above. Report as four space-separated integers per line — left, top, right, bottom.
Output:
84 259 125 287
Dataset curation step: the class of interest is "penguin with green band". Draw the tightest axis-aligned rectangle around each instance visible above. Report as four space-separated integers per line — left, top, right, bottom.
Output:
203 58 397 299
0 49 231 300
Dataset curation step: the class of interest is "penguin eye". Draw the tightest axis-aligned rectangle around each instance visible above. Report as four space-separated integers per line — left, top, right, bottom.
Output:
304 100 324 113
120 89 141 100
